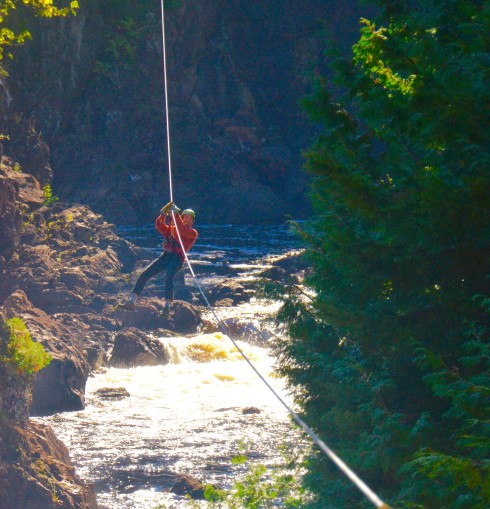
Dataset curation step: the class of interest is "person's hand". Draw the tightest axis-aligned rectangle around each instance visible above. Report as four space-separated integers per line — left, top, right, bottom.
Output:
171 204 181 214
160 201 174 215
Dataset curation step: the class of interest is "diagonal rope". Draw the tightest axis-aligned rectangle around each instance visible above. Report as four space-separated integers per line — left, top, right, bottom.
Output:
158 2 392 508
169 213 392 509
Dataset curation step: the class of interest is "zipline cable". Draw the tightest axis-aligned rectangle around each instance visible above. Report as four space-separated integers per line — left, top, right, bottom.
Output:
158 2 392 508
160 0 174 202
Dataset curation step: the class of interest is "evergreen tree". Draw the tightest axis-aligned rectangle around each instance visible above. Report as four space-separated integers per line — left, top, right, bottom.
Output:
274 1 490 507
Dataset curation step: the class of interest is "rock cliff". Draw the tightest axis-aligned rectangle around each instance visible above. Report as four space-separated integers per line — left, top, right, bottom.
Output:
3 0 370 225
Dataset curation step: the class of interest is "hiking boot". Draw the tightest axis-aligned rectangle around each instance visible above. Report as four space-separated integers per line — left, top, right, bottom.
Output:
160 301 171 316
115 299 136 312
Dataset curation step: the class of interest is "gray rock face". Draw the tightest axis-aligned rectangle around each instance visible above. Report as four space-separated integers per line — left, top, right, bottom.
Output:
3 0 370 225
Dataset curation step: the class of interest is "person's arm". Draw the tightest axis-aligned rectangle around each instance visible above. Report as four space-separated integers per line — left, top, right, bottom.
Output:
156 214 172 238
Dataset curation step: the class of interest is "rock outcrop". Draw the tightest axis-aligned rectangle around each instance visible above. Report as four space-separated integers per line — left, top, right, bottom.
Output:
0 159 203 414
115 298 201 333
0 312 98 509
2 290 89 416
0 420 99 509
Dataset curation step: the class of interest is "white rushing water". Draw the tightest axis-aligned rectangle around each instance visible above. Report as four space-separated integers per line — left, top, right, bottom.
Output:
40 325 299 508
37 225 304 508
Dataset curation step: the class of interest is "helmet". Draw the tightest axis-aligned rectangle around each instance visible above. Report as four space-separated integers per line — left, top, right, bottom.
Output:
181 209 195 221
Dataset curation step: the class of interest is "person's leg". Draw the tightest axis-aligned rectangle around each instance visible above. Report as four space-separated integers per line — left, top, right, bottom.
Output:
164 254 183 302
132 253 170 298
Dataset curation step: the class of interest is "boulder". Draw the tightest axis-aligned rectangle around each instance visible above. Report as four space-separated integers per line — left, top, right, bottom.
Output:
170 474 220 500
109 327 169 368
115 298 201 334
260 250 307 285
242 406 262 414
260 265 288 282
1 290 90 416
94 387 130 400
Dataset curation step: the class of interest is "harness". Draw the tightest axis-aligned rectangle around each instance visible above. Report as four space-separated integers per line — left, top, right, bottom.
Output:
163 235 184 260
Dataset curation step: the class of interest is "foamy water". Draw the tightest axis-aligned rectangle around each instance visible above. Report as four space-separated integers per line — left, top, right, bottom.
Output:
40 331 298 508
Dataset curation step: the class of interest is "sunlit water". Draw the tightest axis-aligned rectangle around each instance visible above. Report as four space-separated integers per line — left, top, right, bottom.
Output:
37 225 303 509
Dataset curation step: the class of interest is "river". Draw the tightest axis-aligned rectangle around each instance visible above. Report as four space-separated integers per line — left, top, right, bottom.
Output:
37 223 305 509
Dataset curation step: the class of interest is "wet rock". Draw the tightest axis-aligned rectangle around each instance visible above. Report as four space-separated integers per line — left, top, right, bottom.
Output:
242 406 262 414
109 327 169 368
94 387 130 400
1 290 90 416
261 265 288 282
170 474 220 500
260 250 307 285
208 279 250 306
171 300 203 334
222 317 273 344
84 341 107 371
115 298 201 334
214 297 235 307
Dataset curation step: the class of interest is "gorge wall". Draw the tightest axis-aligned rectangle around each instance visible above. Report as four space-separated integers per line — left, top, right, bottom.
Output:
3 0 371 225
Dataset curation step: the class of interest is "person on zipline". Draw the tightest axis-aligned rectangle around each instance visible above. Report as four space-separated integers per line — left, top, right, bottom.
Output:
118 201 198 312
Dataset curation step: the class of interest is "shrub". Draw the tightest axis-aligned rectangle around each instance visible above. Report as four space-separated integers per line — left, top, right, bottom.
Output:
3 317 51 375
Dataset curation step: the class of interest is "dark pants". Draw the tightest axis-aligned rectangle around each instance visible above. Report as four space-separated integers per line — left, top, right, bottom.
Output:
132 251 183 301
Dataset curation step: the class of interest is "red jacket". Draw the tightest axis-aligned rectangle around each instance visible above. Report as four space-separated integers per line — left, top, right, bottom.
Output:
156 214 198 260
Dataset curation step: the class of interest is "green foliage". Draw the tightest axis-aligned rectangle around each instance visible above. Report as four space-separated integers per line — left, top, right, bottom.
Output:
2 317 51 375
42 183 58 206
273 1 490 508
93 15 146 82
0 0 78 61
186 441 308 509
